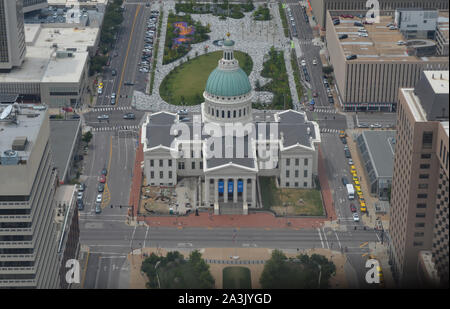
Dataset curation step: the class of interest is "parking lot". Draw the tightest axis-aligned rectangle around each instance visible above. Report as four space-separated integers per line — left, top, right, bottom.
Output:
138 10 160 75
355 113 397 129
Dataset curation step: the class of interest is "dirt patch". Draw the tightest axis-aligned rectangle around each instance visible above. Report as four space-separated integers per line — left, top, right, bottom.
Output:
139 179 176 214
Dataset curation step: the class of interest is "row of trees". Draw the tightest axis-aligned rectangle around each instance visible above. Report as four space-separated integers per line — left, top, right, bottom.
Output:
175 0 254 19
260 249 336 289
89 0 124 75
141 250 215 289
253 4 271 21
259 46 293 110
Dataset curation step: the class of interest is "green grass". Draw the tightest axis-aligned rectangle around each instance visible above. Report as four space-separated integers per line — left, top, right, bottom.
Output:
223 267 252 289
291 52 304 103
159 50 253 106
278 2 288 38
259 177 324 216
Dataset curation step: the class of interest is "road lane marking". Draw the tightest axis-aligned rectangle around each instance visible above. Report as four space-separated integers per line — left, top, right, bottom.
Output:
334 230 342 249
143 226 149 248
81 248 90 288
129 226 136 249
317 228 324 248
322 227 330 249
375 231 381 242
117 4 141 103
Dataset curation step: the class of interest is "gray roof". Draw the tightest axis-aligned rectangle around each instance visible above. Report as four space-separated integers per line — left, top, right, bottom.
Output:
361 130 396 178
206 134 255 169
146 113 177 148
49 119 81 181
0 94 18 104
277 111 316 148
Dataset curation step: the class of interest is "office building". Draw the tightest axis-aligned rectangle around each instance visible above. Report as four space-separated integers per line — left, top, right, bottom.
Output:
389 70 449 288
0 0 26 71
0 104 60 288
23 0 47 13
325 12 449 111
395 9 438 40
309 0 449 29
142 36 321 215
436 12 449 56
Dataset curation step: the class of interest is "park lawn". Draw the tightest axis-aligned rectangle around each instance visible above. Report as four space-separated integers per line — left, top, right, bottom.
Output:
160 50 253 106
223 267 252 289
259 177 324 216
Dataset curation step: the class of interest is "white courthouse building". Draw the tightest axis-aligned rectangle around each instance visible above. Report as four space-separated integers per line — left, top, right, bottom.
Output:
142 36 321 215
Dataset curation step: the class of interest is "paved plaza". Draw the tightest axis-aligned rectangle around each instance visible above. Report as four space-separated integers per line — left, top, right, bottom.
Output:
133 0 299 112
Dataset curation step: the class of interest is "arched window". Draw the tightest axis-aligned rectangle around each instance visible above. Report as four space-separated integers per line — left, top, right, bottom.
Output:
211 108 214 115
239 109 241 117
243 108 246 116
216 110 219 117
228 111 231 118
233 110 236 118
222 110 225 118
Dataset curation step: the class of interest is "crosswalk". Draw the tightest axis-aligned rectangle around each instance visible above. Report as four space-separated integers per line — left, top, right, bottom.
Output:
93 106 133 112
92 125 140 132
320 128 340 134
314 108 337 114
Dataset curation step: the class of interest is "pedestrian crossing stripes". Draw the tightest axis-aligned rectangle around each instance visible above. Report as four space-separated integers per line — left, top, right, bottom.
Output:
314 108 337 114
92 125 140 132
93 106 133 112
320 128 340 134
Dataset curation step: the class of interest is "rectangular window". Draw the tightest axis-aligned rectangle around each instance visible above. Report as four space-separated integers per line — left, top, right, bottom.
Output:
192 162 195 169
178 162 185 169
168 160 172 167
417 194 428 198
413 241 424 247
150 160 154 167
415 223 425 228
420 164 430 169
304 170 308 177
200 162 203 169
169 171 172 179
421 153 431 159
304 182 308 187
414 232 424 237
295 158 299 166
418 184 428 189
419 174 429 179
159 171 163 178
440 139 443 158
150 171 154 179
416 203 427 208
304 158 308 166
286 171 290 178
286 158 290 166
159 160 163 167
295 170 299 178
286 182 290 187
295 182 299 187
422 131 433 149
416 213 426 218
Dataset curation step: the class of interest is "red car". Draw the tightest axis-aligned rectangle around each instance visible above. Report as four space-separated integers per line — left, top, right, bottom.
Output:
350 203 357 212
312 91 318 97
99 175 106 183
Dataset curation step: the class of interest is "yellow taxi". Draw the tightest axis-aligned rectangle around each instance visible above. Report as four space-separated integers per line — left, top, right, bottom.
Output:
354 180 360 186
352 176 359 182
99 82 104 89
360 200 366 211
355 185 361 191
350 165 356 172
351 171 358 177
357 191 363 198
339 130 346 138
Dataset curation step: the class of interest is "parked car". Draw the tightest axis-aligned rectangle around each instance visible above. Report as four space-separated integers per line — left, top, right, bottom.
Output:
98 183 105 192
71 114 80 119
101 167 107 176
97 87 103 94
77 199 84 211
370 123 382 128
111 92 116 99
300 59 306 66
312 91 318 97
96 194 103 203
338 34 348 39
345 150 351 158
312 59 318 65
328 97 334 104
350 203 357 212
110 97 116 105
95 203 102 214
348 159 354 165
111 69 117 76
99 175 106 183
341 137 347 144
346 54 357 60
77 183 86 192
77 191 83 200
358 123 369 128
342 177 349 186
353 213 360 222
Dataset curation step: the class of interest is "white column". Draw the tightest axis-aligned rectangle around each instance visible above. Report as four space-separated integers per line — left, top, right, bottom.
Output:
233 178 238 203
214 178 218 204
251 178 256 207
224 179 228 202
205 177 209 206
243 178 247 204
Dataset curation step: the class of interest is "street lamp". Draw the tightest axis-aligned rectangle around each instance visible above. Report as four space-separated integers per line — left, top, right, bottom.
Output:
155 261 161 289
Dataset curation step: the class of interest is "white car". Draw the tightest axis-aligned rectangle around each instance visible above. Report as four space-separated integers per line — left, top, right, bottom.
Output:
353 213 360 222
97 88 103 94
348 159 354 165
96 194 102 203
312 59 318 65
301 59 306 66
358 33 368 37
77 191 83 200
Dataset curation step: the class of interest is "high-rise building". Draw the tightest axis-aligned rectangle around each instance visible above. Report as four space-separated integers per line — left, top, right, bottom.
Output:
0 104 60 288
23 0 47 13
389 70 449 288
0 0 26 71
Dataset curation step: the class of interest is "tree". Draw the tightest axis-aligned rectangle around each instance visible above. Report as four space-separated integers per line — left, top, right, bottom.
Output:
255 79 261 90
82 131 93 144
322 66 334 75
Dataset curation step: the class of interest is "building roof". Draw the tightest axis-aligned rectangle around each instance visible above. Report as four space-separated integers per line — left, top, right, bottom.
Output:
0 105 47 161
277 110 317 148
49 119 81 182
329 13 447 62
205 67 252 97
145 112 177 149
437 12 449 42
360 130 396 178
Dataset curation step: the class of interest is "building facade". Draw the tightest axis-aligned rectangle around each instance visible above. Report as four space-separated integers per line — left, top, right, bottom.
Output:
389 71 448 288
23 0 47 13
0 0 26 71
0 105 60 288
142 36 321 215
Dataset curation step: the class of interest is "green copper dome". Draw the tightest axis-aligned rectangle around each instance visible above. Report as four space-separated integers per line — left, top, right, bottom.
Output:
223 39 235 46
205 68 252 97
